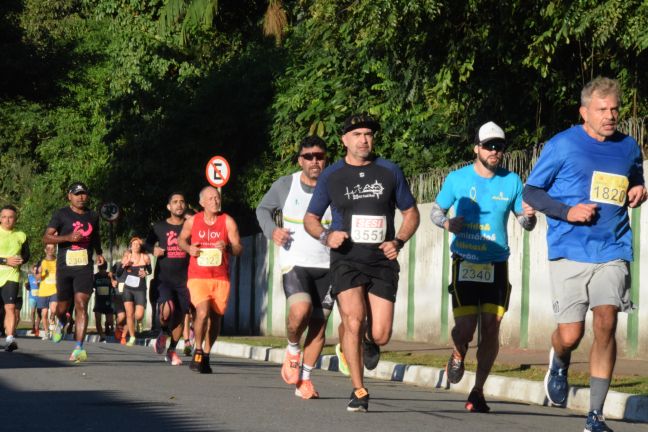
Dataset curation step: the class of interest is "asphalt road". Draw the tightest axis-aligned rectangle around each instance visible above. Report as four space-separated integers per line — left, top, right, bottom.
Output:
0 338 643 432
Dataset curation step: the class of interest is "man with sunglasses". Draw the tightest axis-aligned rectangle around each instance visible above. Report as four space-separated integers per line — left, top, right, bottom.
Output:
431 121 536 413
304 114 420 412
43 182 105 362
524 77 646 432
256 135 333 400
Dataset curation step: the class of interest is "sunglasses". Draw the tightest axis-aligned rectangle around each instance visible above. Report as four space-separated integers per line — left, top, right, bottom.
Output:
479 141 506 152
300 152 326 161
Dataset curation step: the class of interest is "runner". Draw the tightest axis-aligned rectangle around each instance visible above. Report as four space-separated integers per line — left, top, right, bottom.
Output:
27 265 40 336
116 237 151 346
36 244 58 340
179 186 243 373
147 192 191 366
256 135 333 399
0 205 30 352
304 113 420 412
431 121 537 412
93 262 114 342
524 77 646 432
43 182 105 362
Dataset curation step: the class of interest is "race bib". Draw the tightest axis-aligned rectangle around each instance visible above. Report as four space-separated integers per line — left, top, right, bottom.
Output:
125 275 140 288
458 261 495 283
198 248 222 267
590 171 629 207
351 215 386 244
117 283 124 294
97 286 110 296
66 249 88 267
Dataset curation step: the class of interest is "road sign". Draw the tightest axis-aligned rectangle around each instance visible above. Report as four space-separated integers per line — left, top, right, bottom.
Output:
205 155 231 188
100 202 120 222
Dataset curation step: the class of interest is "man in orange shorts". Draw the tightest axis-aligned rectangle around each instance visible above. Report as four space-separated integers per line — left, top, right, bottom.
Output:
178 186 242 373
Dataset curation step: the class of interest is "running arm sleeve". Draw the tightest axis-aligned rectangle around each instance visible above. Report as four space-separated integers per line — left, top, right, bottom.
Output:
256 176 291 239
522 185 571 221
20 240 30 262
429 201 449 228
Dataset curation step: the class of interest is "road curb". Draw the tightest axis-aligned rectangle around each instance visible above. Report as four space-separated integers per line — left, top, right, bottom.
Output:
15 331 647 423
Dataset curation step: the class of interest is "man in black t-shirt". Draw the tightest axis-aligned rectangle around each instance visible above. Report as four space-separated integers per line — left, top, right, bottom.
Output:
43 182 104 363
146 193 190 366
305 114 420 412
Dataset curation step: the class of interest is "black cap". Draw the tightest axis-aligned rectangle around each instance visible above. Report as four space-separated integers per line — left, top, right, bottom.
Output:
342 113 381 134
68 182 89 195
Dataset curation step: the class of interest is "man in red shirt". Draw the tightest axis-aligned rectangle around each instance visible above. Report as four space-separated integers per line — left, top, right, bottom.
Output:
179 186 243 373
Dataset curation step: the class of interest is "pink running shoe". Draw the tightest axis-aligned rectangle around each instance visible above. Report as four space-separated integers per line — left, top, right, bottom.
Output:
165 350 183 366
154 332 167 355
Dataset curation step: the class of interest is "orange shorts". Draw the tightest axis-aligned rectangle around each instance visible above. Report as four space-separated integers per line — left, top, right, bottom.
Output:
187 278 231 315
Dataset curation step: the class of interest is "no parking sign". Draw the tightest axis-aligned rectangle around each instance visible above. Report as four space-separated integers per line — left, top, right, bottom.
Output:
205 155 231 188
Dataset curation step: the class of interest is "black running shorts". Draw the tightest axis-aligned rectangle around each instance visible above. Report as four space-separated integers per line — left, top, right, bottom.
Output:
282 266 333 312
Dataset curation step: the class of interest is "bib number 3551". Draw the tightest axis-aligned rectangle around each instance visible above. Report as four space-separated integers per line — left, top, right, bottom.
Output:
351 215 386 243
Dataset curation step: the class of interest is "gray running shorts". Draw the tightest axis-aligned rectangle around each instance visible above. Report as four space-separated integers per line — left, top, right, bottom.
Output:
549 259 633 324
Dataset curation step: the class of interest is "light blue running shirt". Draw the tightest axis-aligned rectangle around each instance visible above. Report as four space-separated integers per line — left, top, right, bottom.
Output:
526 125 643 263
436 164 524 263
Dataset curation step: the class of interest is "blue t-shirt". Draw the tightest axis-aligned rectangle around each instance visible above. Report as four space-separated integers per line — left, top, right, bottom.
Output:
526 125 644 263
436 164 524 263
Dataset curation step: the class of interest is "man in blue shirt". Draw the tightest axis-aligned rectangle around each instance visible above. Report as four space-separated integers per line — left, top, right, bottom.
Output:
431 121 536 413
524 77 647 432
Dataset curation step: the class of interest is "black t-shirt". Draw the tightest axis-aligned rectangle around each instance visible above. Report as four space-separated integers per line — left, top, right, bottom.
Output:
93 272 112 299
47 207 102 271
145 220 188 286
308 157 416 263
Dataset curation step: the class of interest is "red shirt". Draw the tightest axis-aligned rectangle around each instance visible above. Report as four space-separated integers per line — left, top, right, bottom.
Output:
187 212 230 280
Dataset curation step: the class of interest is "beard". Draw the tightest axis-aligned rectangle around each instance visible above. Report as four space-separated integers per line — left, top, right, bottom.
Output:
478 153 500 172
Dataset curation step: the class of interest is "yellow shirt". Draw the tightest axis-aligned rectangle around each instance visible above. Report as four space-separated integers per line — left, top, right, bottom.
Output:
39 259 57 297
0 227 27 286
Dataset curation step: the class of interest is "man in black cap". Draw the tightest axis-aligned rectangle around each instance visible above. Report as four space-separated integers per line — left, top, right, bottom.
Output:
304 113 420 412
43 181 105 362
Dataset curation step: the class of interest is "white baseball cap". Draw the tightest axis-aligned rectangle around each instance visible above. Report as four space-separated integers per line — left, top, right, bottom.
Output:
475 121 505 145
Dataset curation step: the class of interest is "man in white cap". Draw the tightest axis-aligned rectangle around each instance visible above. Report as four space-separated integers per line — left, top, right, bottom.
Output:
430 121 536 412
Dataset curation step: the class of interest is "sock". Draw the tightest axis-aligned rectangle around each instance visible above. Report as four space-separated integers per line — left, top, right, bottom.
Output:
301 364 313 381
169 339 178 350
287 340 300 355
6 335 14 343
184 338 191 346
161 325 170 335
75 342 83 349
589 377 611 412
553 350 571 370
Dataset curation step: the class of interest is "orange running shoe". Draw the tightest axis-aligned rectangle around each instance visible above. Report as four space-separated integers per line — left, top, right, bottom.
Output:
295 379 319 399
120 337 126 345
281 350 301 384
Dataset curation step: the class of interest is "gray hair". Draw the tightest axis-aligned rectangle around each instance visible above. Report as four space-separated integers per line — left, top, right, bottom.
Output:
199 186 220 201
581 77 621 107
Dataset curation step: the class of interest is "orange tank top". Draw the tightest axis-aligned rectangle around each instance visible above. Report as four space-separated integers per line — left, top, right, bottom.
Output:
187 212 230 280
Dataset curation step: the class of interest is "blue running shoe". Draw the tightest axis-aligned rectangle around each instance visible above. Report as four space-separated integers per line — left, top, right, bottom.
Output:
584 410 613 432
544 347 569 406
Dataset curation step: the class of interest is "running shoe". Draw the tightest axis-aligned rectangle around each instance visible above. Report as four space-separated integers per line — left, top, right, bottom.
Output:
4 341 18 352
584 410 614 432
190 350 212 373
126 336 136 346
183 340 193 357
465 388 490 413
99 337 106 343
335 343 350 376
114 327 123 342
295 379 320 399
69 348 88 363
544 347 569 406
120 337 127 345
190 350 202 372
347 388 369 412
34 328 40 338
42 332 51 341
362 337 380 370
154 332 167 355
446 345 467 384
52 321 63 343
281 349 301 384
165 350 183 366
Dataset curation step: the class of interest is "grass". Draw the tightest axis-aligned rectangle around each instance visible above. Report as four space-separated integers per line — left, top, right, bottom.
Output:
219 336 648 396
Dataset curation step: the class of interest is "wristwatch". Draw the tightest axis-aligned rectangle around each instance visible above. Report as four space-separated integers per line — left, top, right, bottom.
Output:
319 229 330 246
393 237 405 251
